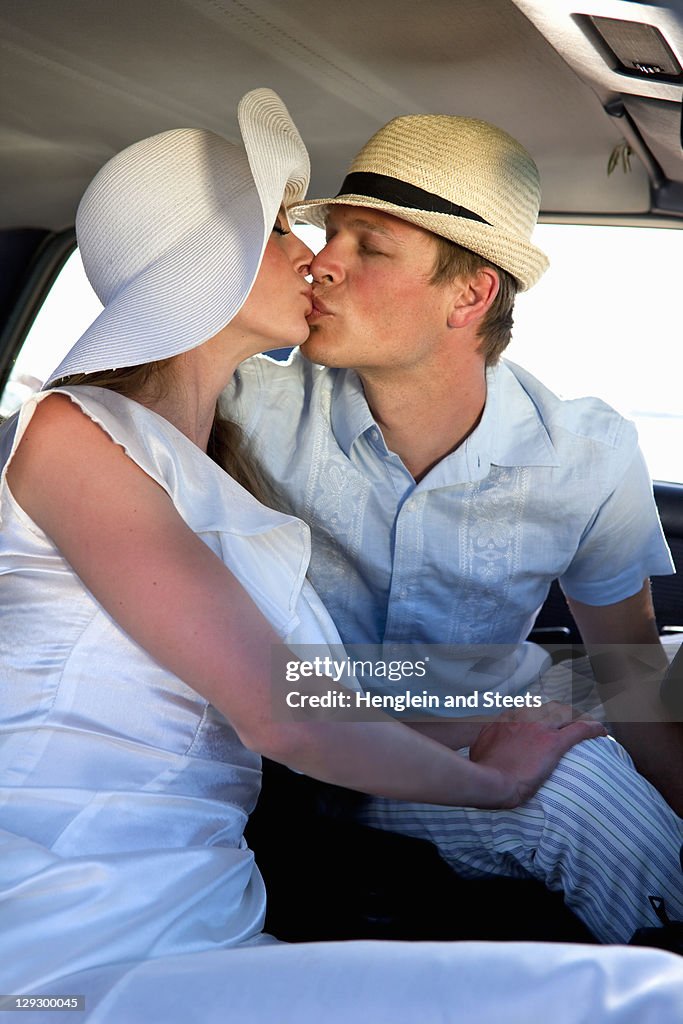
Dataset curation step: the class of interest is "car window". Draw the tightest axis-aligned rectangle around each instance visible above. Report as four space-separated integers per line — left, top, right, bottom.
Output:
0 248 102 417
2 222 681 485
509 223 682 486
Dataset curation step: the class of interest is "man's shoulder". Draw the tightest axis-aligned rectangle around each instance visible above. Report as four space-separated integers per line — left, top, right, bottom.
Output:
225 350 341 436
234 349 344 397
500 360 637 456
236 348 313 386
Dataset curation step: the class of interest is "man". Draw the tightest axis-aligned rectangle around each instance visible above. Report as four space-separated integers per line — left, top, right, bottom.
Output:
226 112 682 944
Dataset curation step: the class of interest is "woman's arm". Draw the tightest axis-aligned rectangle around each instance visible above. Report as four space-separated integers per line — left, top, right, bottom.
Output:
7 394 604 809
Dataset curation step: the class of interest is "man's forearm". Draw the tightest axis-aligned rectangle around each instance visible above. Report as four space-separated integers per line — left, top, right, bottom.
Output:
589 645 683 814
568 585 683 813
608 720 683 815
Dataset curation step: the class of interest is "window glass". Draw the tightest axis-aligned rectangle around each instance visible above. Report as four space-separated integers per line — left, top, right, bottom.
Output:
508 223 682 485
0 249 102 417
3 223 681 485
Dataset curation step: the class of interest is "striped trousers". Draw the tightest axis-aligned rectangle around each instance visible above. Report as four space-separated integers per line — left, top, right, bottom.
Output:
358 736 683 944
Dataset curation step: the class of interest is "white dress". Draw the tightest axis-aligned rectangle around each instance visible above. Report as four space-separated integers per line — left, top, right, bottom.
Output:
0 386 681 1024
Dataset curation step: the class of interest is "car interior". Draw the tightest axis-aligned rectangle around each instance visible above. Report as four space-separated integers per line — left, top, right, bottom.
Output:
1 0 682 945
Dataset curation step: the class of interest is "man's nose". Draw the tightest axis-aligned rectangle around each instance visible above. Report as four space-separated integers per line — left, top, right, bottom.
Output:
310 240 345 285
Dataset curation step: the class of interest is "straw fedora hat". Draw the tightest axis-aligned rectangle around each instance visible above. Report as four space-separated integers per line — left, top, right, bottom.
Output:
291 113 548 290
46 88 309 384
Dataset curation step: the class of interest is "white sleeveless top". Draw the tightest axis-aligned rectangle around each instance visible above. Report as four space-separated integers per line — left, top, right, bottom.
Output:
0 386 344 991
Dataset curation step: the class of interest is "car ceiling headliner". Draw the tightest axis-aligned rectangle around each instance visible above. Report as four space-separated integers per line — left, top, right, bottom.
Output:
1 0 682 231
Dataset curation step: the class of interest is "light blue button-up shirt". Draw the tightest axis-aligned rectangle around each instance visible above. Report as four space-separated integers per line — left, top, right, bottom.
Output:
225 353 673 695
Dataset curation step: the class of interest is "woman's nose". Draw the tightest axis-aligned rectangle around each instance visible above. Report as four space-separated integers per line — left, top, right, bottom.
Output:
291 234 314 276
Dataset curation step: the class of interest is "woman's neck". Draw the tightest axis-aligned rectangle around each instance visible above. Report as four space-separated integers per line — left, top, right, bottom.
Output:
135 347 239 452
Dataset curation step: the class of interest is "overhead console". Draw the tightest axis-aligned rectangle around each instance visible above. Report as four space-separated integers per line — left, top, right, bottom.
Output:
513 0 683 215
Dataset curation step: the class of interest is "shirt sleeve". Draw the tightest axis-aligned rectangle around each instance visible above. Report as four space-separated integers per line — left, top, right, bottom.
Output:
559 444 674 606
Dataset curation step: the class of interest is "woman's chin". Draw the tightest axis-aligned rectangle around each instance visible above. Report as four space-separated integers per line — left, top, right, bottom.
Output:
259 330 310 356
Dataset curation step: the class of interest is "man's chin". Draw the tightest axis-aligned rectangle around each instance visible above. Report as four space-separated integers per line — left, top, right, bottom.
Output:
298 340 316 363
299 335 342 368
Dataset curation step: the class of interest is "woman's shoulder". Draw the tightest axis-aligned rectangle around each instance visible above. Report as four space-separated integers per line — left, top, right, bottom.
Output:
7 385 177 498
49 386 315 637
7 384 172 453
50 384 181 446
47 385 309 540
3 389 117 494
2 386 203 537
5 382 310 560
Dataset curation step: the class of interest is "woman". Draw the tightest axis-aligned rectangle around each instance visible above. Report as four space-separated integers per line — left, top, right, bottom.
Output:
0 89 679 1023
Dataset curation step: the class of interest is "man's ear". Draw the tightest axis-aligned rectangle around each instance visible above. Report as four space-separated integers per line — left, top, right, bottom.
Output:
446 268 499 330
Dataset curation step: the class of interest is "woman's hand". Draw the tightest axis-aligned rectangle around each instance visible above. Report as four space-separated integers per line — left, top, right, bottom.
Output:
469 703 608 808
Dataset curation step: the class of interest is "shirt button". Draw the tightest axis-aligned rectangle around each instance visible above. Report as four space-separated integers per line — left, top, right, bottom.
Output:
370 428 380 442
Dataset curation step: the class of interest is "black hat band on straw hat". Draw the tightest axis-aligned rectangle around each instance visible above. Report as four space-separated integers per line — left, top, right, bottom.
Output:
336 171 491 225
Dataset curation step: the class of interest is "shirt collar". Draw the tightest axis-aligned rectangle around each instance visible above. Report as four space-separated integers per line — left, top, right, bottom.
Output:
330 368 378 457
487 360 560 469
329 359 560 476
419 360 561 486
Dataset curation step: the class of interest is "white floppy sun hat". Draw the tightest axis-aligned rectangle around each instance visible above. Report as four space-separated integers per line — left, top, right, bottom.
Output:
291 113 548 291
46 88 309 384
